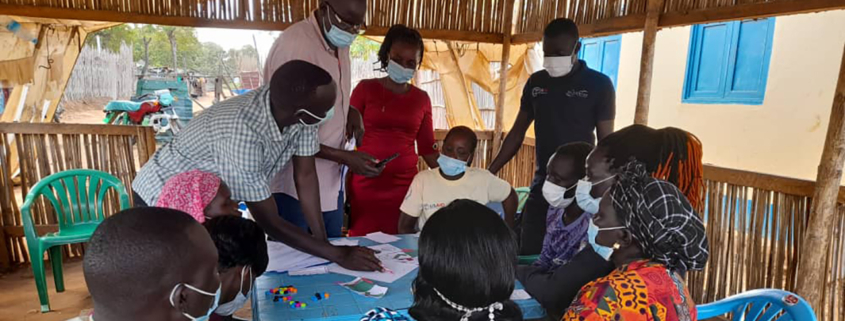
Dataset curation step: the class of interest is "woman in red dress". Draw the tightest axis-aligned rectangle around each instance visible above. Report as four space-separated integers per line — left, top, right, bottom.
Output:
348 25 439 236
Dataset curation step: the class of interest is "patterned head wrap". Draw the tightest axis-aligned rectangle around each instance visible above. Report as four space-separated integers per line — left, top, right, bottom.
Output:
609 160 709 272
155 170 222 223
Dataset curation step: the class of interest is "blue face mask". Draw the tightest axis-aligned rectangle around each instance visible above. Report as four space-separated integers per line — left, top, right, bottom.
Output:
323 19 357 48
587 219 625 261
387 60 416 84
437 154 467 177
169 282 221 321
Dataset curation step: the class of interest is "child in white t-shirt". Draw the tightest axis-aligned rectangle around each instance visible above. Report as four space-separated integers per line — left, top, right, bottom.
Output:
398 126 517 233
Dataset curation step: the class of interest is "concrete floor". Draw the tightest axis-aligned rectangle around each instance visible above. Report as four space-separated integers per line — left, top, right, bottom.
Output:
0 259 92 321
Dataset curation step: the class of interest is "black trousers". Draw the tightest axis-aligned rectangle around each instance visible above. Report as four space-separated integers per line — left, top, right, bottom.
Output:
518 177 550 255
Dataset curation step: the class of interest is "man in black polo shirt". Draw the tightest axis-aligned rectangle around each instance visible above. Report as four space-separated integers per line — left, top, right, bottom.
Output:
488 18 615 255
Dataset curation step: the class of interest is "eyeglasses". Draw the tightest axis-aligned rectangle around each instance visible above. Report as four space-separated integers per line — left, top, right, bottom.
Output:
326 3 367 34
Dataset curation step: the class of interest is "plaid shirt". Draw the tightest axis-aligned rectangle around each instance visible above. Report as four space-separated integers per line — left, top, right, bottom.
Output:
133 85 319 204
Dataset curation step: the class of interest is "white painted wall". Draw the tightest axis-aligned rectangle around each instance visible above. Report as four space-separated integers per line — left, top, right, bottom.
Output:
612 9 845 182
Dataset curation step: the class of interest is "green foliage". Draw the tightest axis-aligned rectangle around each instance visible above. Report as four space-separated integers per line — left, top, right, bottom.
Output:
86 25 137 53
350 37 381 59
89 24 262 77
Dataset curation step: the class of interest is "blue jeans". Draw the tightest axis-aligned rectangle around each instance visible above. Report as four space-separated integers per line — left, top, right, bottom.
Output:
274 191 344 238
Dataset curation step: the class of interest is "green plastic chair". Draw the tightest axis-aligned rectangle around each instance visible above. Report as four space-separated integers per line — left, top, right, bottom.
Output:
21 169 130 312
517 254 540 265
515 187 531 213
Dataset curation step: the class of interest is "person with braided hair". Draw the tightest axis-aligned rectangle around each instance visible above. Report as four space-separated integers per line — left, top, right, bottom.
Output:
562 160 708 321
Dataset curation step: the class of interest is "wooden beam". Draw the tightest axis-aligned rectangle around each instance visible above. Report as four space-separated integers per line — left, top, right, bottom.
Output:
511 0 845 44
659 0 845 27
364 27 503 44
493 0 517 155
512 14 646 44
634 0 664 125
0 4 295 31
795 43 845 313
0 123 152 136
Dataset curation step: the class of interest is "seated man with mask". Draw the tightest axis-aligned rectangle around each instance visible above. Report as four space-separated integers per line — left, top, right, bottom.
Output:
82 207 220 321
397 126 518 233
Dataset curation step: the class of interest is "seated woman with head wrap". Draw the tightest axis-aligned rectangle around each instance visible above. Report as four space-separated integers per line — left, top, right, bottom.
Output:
562 161 708 321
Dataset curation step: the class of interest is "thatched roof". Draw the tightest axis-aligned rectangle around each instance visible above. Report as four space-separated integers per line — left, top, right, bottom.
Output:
1 0 843 43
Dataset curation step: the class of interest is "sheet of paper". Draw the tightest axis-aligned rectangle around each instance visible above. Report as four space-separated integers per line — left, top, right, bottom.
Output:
510 289 532 301
327 244 418 283
364 232 401 244
338 277 388 298
266 239 359 273
288 265 330 276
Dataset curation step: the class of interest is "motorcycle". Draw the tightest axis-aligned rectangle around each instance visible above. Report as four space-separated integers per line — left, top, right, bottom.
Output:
103 89 182 135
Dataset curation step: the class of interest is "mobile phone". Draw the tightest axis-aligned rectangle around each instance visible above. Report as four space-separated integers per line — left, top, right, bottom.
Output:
376 153 400 167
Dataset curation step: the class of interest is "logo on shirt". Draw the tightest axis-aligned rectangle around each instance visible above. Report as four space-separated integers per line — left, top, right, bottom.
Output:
566 90 589 98
531 87 549 97
422 203 447 211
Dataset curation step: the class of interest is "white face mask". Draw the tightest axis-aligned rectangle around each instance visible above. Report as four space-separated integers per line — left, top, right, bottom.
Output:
542 180 575 209
543 44 578 77
214 266 252 316
575 175 616 214
169 282 221 321
297 107 335 127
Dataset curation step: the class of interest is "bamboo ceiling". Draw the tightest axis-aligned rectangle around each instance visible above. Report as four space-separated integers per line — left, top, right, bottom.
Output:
0 0 844 43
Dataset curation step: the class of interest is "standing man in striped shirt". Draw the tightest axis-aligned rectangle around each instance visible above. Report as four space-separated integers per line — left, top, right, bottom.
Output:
264 0 381 238
133 60 381 271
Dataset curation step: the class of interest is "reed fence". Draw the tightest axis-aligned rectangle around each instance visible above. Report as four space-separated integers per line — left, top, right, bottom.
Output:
421 129 844 320
62 44 136 102
0 123 156 269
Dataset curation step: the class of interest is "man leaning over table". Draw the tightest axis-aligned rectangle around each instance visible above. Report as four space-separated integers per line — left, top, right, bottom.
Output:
264 0 381 239
132 60 381 272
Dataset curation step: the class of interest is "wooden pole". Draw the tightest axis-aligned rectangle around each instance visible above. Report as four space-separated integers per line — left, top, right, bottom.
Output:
493 0 516 156
795 43 845 312
633 0 665 125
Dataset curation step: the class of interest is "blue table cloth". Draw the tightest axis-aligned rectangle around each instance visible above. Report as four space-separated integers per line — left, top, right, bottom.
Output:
253 235 546 321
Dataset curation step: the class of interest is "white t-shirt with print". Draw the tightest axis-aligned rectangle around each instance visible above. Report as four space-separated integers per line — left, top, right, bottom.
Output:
400 168 512 229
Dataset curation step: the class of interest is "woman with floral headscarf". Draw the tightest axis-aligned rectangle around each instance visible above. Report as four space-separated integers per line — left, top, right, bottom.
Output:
562 160 708 321
156 170 240 223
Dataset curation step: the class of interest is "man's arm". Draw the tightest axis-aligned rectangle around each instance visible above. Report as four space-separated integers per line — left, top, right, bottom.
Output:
502 189 518 229
317 146 382 178
488 110 533 175
248 197 382 271
292 155 327 240
397 213 419 234
596 120 614 141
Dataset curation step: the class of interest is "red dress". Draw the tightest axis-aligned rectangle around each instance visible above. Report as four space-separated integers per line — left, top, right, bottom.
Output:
347 79 437 236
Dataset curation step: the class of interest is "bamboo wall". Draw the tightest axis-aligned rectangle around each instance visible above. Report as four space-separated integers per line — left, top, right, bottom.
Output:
62 44 136 102
422 129 845 320
0 123 156 269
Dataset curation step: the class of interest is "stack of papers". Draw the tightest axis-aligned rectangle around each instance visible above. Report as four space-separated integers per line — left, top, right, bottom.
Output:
265 239 358 273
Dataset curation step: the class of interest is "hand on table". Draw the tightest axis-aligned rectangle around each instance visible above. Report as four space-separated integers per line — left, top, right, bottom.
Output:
336 246 383 272
343 151 383 178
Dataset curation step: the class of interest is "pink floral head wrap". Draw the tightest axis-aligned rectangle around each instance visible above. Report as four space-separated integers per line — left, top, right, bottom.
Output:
155 170 222 223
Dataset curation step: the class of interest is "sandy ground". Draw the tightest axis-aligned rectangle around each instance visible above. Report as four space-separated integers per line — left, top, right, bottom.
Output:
56 91 223 124
0 259 91 321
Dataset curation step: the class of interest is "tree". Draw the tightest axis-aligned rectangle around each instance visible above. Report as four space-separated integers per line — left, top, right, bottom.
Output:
350 37 380 59
163 26 179 73
86 24 136 53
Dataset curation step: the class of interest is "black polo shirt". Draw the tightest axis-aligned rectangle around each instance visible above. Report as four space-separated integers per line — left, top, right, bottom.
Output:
520 60 616 186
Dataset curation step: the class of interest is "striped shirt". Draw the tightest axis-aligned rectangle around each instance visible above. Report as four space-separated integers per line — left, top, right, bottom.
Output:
133 85 320 204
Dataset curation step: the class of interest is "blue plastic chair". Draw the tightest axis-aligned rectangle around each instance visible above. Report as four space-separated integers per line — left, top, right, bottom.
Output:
697 289 816 321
